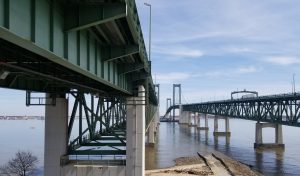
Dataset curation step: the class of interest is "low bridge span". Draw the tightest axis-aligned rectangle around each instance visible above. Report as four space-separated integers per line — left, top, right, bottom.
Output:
164 92 300 149
165 92 300 127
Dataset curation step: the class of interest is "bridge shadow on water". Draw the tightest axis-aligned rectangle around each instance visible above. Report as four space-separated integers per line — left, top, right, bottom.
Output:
146 119 300 176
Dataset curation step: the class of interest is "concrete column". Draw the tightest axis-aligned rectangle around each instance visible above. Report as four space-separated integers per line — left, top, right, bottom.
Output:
225 117 230 132
254 122 284 148
148 121 155 146
255 122 263 144
155 108 159 132
197 113 209 130
44 94 68 176
205 114 208 129
126 85 145 176
188 112 192 125
196 113 200 128
214 115 218 132
179 105 182 122
213 116 231 136
275 124 283 144
188 112 197 127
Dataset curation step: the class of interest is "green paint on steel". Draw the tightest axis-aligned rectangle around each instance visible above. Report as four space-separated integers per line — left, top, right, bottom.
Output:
0 0 159 121
69 150 126 156
82 143 126 147
65 3 127 32
101 45 139 62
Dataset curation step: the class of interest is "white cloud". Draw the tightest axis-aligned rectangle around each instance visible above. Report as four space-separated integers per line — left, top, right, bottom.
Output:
154 46 204 58
263 56 300 66
156 72 191 84
235 66 259 74
197 66 260 78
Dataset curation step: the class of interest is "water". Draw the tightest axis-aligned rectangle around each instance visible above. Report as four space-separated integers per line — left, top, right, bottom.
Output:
1 119 300 175
145 118 300 176
0 120 44 175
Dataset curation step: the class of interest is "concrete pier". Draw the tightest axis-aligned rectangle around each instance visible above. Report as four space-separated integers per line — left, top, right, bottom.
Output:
197 113 209 130
44 94 68 176
126 85 146 176
213 115 231 136
188 112 197 127
147 120 155 146
254 122 284 148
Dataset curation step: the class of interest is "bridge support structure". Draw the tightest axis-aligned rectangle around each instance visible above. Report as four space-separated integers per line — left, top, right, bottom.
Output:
188 112 197 127
147 108 159 146
197 113 209 130
254 122 284 148
213 115 231 136
44 94 68 176
179 110 188 125
126 85 146 176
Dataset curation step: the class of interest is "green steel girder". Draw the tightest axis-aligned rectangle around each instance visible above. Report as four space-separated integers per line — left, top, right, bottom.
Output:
120 63 144 75
171 93 300 127
101 45 139 62
65 3 127 32
82 143 126 147
94 136 126 140
69 150 126 155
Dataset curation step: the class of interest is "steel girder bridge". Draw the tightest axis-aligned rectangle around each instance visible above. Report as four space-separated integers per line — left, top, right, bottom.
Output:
0 0 158 167
165 93 300 127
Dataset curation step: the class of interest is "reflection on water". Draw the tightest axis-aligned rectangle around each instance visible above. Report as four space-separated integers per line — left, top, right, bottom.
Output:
146 119 300 175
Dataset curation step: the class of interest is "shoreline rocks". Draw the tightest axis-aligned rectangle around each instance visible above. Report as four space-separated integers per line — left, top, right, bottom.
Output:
146 152 262 176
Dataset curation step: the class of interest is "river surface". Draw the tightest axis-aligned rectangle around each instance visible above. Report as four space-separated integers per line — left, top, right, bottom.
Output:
145 118 300 176
1 119 300 175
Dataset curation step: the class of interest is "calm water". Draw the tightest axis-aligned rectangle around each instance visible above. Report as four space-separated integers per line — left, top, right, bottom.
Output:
145 118 300 176
1 119 300 175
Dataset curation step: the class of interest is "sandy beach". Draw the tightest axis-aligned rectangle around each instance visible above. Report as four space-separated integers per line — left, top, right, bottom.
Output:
146 152 261 176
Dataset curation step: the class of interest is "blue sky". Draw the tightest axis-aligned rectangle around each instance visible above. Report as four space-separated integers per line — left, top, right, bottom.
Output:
136 0 300 110
1 0 300 115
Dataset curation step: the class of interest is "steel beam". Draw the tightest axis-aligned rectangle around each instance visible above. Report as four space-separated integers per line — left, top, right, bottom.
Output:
120 63 144 75
65 4 127 32
101 45 139 62
69 150 126 155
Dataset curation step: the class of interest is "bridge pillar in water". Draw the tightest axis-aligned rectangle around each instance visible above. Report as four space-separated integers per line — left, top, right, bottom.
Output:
178 105 183 124
188 112 197 127
126 85 145 176
197 113 209 130
188 112 195 127
254 122 284 148
196 112 200 128
213 115 231 136
181 111 189 125
148 109 159 146
44 94 68 176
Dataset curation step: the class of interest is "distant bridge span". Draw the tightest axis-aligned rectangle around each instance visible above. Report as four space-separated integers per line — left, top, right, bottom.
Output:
165 92 300 127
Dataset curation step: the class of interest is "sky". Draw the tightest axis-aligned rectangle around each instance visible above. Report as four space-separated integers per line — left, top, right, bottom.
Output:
136 0 300 112
1 0 300 115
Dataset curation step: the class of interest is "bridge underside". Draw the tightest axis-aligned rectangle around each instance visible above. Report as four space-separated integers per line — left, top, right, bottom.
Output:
0 0 158 175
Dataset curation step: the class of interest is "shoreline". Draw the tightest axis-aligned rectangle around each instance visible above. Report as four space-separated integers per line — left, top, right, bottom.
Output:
146 151 262 176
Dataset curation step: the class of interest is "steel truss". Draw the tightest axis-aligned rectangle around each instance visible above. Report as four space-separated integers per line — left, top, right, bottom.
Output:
183 93 300 127
67 91 127 156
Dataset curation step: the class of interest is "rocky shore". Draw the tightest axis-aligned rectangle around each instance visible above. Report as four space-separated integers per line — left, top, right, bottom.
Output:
146 152 262 176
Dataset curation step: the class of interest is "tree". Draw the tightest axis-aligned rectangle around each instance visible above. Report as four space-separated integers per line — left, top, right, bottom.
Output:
0 151 38 176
